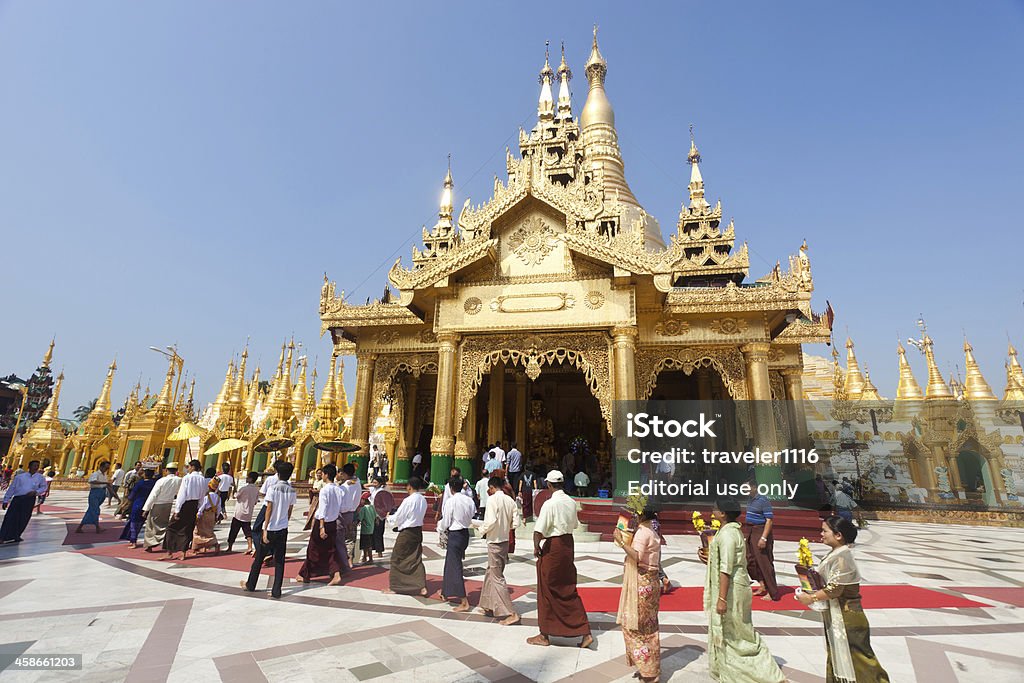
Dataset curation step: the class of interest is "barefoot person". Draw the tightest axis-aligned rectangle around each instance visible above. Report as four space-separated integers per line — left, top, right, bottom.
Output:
614 503 662 682
794 515 890 682
191 482 222 555
242 460 296 599
227 471 259 554
163 460 206 561
76 461 110 534
745 478 780 601
142 462 180 550
1 460 47 544
295 464 343 585
700 498 784 683
384 476 428 596
473 475 521 625
119 465 156 547
528 470 593 649
438 475 475 613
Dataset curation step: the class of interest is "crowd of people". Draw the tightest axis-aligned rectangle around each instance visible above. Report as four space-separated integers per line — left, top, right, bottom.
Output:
0 452 889 682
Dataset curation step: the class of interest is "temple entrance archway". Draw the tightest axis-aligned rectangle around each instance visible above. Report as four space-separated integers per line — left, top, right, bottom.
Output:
957 449 995 506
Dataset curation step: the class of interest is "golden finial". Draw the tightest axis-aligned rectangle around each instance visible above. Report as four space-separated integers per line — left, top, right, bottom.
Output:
1009 342 1024 388
439 155 454 220
538 41 555 121
37 370 64 424
556 41 572 119
922 334 953 399
585 24 606 79
896 338 924 400
213 358 235 409
962 338 997 402
687 124 701 165
861 365 882 401
42 338 55 368
154 354 176 408
92 358 118 414
1004 363 1024 402
843 338 867 399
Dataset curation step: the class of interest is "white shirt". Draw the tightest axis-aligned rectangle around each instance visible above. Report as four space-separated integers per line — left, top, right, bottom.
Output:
173 471 208 514
88 471 109 487
574 472 590 487
492 446 506 465
438 492 476 533
143 474 181 511
475 489 519 543
389 491 427 530
111 468 126 486
259 473 279 496
533 489 579 538
338 479 362 513
441 481 473 508
197 491 221 516
264 480 296 531
475 478 490 509
2 471 46 504
217 473 234 493
412 453 422 465
315 482 343 522
233 484 259 522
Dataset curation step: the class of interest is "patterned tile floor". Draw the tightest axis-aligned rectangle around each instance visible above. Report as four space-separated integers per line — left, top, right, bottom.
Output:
0 490 1023 681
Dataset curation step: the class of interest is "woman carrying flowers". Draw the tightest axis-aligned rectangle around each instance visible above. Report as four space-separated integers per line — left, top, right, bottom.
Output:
794 515 889 682
614 497 662 682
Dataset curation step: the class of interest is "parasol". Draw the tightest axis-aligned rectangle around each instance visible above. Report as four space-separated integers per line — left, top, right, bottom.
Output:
254 438 295 453
204 438 248 455
373 489 396 519
167 422 204 441
313 440 360 453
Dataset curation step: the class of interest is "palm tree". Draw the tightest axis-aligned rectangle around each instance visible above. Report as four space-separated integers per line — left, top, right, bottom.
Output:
73 399 97 422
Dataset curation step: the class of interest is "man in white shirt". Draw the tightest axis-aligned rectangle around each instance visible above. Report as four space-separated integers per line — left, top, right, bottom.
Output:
436 466 473 522
411 451 423 479
437 476 477 613
384 476 428 596
1 459 47 544
528 470 592 649
336 463 361 572
573 470 591 498
473 474 521 625
242 460 296 599
142 462 180 550
107 462 125 506
227 471 259 554
250 461 282 561
296 464 342 585
164 460 207 560
492 442 506 467
475 474 491 520
216 462 234 522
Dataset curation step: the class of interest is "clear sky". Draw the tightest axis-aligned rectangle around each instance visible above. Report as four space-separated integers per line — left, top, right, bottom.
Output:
1 1 1022 414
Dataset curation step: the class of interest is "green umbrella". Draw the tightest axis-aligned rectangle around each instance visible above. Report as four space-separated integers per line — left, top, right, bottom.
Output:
313 440 360 453
254 437 295 453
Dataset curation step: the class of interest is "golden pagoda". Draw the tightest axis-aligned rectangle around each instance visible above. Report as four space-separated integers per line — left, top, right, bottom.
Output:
13 371 67 469
114 353 186 469
319 29 831 488
66 360 120 475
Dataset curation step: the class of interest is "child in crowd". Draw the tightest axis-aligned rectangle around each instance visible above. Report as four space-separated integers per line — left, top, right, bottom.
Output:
357 490 377 565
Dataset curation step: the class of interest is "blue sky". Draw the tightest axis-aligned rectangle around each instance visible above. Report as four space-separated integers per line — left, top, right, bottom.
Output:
1 1 1022 413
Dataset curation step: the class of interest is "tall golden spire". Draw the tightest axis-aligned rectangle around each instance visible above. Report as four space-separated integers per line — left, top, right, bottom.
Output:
291 355 308 417
687 126 710 211
1008 342 1024 388
37 371 64 425
537 41 555 121
42 338 55 368
440 156 454 223
1003 363 1024 402
556 41 572 119
896 340 924 400
232 346 248 405
93 359 117 414
922 335 953 399
153 355 176 408
335 355 349 414
320 353 338 404
213 359 235 410
245 365 261 416
861 366 882 401
962 339 997 401
843 338 867 399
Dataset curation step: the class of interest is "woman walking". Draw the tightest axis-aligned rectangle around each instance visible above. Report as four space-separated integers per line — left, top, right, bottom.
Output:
700 498 785 683
795 516 890 682
191 484 222 555
119 466 156 547
76 461 110 534
614 504 662 682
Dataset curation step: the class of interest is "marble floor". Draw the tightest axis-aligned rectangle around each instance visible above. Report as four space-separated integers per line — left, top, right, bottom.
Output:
1 490 1023 682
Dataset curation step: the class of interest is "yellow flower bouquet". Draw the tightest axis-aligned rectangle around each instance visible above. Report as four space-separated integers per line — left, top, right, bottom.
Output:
693 511 718 548
795 537 826 610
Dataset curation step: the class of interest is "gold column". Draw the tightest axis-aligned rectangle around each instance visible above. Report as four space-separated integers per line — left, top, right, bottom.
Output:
487 361 505 445
400 374 419 459
697 369 717 451
944 451 963 498
350 353 378 457
430 333 459 483
611 327 638 497
781 368 810 449
515 373 527 451
741 343 778 451
464 387 478 458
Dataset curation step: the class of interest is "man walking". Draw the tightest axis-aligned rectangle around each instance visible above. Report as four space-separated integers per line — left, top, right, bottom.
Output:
163 460 206 561
384 476 428 596
745 479 780 601
216 462 234 522
241 460 296 599
506 443 523 497
528 470 592 648
474 474 521 625
1 460 47 544
295 464 342 585
107 462 125 506
142 462 180 551
227 471 259 554
336 463 361 571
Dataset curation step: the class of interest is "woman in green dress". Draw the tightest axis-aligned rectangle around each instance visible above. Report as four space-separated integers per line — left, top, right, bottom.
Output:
794 515 889 683
699 498 785 683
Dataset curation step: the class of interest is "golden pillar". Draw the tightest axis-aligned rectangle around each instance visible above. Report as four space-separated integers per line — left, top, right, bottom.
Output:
781 368 810 449
697 369 718 451
350 353 378 457
741 343 778 450
487 361 505 446
430 332 459 484
515 373 527 452
459 387 479 477
394 373 418 483
612 326 638 497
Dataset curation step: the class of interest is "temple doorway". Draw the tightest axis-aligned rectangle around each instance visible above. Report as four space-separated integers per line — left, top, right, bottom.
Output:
957 449 995 506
